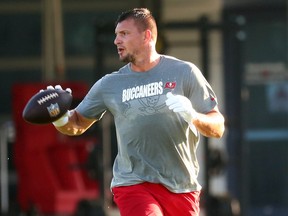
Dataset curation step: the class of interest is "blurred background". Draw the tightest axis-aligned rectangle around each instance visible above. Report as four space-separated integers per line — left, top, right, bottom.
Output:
0 0 288 216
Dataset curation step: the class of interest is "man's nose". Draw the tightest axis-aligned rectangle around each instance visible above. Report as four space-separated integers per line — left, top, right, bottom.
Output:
114 36 120 45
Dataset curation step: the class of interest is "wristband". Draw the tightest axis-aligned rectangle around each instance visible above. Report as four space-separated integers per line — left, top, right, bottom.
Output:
52 111 69 127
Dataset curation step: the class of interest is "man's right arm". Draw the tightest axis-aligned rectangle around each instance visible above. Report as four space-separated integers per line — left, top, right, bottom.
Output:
53 109 97 136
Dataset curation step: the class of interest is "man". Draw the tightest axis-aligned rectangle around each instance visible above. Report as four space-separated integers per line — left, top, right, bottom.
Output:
52 8 225 216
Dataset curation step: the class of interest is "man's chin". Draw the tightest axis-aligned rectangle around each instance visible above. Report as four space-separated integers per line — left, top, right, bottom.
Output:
120 56 130 63
118 54 134 63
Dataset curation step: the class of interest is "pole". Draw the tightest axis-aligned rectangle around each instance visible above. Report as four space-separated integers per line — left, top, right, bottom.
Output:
199 16 211 216
0 121 15 215
52 0 65 80
42 0 65 81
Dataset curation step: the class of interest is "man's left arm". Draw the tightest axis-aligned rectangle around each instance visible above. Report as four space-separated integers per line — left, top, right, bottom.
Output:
192 106 225 138
166 92 225 138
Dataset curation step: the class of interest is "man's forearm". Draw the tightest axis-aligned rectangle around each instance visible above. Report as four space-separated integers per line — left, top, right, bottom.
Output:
54 110 97 136
193 111 225 138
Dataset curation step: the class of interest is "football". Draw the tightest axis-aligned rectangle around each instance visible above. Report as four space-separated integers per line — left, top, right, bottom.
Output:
22 88 72 124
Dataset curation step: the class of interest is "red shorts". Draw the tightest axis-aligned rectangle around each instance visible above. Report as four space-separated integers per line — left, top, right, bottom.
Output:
112 182 200 216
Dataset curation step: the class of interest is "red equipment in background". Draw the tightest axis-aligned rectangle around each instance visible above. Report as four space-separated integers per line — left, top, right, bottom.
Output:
12 82 100 215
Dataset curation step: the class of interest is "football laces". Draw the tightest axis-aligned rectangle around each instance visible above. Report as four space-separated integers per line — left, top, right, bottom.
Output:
37 93 59 105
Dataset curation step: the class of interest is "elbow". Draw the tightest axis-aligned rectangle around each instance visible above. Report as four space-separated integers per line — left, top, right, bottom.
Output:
201 125 225 138
209 117 225 138
215 125 225 138
215 118 225 138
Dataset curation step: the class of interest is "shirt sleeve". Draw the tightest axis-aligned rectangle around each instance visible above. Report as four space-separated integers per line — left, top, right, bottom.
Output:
76 78 107 120
185 63 218 113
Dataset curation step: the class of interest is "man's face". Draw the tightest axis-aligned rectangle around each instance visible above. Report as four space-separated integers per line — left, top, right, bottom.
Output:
114 19 145 63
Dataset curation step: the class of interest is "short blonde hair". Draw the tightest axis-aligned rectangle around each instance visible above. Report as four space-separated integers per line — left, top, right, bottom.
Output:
115 8 158 41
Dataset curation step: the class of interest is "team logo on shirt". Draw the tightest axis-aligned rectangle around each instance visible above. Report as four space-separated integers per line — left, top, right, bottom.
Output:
164 82 176 89
122 81 164 102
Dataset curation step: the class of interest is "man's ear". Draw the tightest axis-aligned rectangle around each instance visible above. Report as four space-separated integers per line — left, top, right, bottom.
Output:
144 29 152 42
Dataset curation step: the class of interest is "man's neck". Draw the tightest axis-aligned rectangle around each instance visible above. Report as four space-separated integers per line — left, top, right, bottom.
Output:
130 52 161 72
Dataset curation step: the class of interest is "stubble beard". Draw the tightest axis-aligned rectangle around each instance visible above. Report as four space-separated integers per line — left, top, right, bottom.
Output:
120 53 136 64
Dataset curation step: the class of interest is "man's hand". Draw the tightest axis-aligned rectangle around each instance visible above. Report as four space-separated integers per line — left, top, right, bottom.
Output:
45 85 72 127
165 92 198 135
165 92 197 122
41 85 72 94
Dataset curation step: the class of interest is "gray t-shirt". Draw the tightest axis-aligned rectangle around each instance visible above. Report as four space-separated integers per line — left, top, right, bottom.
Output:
76 55 217 193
